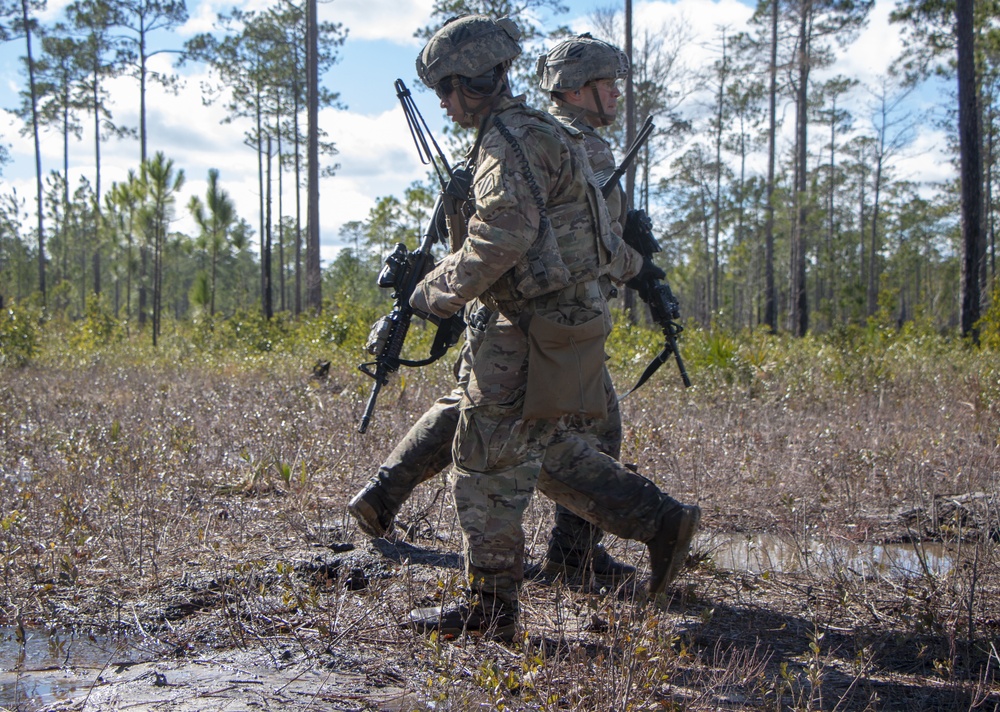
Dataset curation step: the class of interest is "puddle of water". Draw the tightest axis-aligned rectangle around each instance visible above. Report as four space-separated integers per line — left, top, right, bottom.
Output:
0 627 164 709
697 532 955 578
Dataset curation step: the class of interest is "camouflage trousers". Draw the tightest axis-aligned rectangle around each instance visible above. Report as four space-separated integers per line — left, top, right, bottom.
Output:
368 321 623 557
453 287 671 609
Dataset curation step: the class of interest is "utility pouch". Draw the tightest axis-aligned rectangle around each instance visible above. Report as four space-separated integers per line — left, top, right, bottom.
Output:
512 219 573 300
523 311 608 420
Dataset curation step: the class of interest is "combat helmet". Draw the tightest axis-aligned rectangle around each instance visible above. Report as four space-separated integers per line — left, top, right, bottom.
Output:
417 14 522 89
536 33 629 93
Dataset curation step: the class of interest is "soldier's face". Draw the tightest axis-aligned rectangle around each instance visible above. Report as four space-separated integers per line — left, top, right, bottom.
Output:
438 86 480 129
587 78 621 121
565 78 621 127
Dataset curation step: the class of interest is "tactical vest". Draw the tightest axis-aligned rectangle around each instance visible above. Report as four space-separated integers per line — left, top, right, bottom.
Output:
481 103 617 313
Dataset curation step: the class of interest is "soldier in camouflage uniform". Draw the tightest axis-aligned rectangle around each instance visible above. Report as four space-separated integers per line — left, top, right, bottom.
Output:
348 37 644 587
398 15 700 641
531 33 641 579
538 33 629 233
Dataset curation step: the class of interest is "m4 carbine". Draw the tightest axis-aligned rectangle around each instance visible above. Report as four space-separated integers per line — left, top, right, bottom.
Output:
621 208 691 390
603 116 691 391
357 80 469 434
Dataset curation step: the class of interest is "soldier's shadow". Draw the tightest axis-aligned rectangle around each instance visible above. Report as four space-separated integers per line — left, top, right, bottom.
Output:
372 537 464 570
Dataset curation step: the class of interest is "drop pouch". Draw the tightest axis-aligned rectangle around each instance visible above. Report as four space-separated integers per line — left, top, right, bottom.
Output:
522 311 608 420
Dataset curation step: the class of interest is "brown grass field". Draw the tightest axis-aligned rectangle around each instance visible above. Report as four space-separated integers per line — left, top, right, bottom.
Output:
1 325 998 710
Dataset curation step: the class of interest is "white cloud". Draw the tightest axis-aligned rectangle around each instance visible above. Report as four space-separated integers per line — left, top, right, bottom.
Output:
318 104 428 235
318 0 435 44
179 0 232 36
177 0 435 43
896 126 953 188
639 0 755 47
833 1 905 85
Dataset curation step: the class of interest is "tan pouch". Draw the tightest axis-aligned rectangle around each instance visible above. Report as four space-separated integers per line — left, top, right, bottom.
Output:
512 220 573 300
523 311 608 420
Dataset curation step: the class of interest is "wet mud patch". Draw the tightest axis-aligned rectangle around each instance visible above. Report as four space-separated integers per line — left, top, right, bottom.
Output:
895 491 1000 543
0 626 172 709
3 645 416 711
292 544 398 591
370 536 464 570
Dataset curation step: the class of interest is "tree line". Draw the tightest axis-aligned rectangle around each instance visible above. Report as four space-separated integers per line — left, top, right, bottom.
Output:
1 0 997 342
0 0 343 339
588 0 995 338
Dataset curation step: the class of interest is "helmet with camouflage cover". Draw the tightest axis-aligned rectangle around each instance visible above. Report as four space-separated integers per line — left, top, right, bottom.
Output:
417 14 522 89
536 33 629 93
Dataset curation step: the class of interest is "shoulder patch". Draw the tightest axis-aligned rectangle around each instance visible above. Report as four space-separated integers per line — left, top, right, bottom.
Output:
472 149 512 222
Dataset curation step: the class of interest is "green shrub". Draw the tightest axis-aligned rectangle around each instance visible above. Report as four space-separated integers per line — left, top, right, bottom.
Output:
685 326 756 387
0 302 41 367
215 308 290 353
68 295 124 353
978 282 1000 351
292 300 384 352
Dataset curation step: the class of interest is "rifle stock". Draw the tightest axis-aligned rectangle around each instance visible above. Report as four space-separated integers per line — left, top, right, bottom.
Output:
358 191 464 434
595 113 690 391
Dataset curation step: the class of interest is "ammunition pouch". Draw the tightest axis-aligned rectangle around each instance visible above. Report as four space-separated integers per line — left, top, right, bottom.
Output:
511 218 573 300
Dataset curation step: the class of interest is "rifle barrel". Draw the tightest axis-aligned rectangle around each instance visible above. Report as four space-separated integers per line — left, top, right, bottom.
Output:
602 115 655 198
396 78 452 187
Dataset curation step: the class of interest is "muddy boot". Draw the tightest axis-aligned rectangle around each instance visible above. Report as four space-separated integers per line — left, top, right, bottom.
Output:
407 595 519 643
646 499 701 595
541 507 636 586
347 480 398 539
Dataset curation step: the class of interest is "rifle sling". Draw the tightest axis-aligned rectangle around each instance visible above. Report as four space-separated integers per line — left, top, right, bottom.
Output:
397 315 463 368
618 345 671 401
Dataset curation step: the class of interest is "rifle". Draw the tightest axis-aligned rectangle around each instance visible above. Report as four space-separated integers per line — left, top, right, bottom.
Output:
601 116 654 199
357 80 471 433
600 115 692 391
621 209 691 391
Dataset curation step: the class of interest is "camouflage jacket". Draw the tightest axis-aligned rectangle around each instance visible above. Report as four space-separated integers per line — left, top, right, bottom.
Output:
411 94 620 320
547 99 642 286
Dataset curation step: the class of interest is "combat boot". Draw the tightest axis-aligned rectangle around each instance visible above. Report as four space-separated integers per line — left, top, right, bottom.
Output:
541 543 637 587
646 500 701 595
540 507 637 586
347 480 397 539
407 596 519 643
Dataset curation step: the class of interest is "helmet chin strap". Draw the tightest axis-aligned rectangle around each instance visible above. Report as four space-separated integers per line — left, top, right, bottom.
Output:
588 83 613 127
457 79 506 123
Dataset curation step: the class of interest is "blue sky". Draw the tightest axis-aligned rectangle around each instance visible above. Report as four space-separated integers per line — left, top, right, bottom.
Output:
1 0 952 265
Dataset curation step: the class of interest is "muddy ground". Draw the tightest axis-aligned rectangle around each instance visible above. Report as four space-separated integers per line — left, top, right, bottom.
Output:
1 355 998 710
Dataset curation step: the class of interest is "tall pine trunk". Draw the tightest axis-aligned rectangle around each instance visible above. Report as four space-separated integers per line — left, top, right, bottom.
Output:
764 0 779 332
305 0 321 311
264 135 273 320
791 1 811 337
956 0 983 340
21 0 46 302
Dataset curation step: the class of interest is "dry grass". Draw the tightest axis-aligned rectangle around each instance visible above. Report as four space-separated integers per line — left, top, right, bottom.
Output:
1 332 998 710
